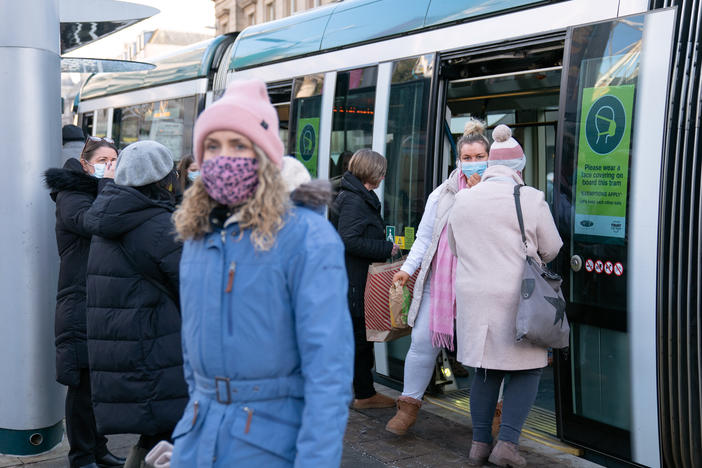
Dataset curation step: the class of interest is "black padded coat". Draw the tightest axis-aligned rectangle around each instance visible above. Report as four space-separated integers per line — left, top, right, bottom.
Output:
332 171 393 317
45 158 104 387
83 182 187 435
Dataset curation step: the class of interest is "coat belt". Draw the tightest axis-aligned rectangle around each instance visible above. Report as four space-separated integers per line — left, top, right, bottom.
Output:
193 373 305 404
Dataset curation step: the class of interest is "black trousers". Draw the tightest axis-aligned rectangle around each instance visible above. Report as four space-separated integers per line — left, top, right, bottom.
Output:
65 368 108 468
351 314 376 399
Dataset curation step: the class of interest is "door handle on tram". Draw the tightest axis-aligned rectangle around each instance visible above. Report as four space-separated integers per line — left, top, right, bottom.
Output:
570 255 583 272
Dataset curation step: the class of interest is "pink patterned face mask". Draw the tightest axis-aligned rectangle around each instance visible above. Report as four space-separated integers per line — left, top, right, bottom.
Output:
201 156 259 206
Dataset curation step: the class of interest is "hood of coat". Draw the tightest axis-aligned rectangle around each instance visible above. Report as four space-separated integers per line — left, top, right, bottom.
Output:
340 171 381 211
482 165 525 185
44 157 98 201
62 141 85 163
85 182 175 239
291 179 332 211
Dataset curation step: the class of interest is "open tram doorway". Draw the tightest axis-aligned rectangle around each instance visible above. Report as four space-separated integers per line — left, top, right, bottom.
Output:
422 40 565 441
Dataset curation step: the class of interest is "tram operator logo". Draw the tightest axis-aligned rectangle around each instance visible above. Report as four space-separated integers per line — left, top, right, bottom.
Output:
585 94 627 155
299 123 316 162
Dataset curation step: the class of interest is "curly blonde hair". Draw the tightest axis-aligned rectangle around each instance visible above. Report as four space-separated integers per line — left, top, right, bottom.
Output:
173 146 289 251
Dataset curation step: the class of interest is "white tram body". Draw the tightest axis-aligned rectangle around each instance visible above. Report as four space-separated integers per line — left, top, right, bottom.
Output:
77 1 700 466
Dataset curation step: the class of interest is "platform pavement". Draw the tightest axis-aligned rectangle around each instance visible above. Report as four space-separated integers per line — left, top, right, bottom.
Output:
0 384 602 467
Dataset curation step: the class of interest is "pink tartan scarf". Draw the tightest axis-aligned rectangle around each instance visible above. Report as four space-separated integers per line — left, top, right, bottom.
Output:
429 174 467 350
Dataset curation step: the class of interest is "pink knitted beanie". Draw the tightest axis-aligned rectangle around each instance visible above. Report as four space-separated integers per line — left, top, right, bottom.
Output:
193 79 283 168
488 124 524 161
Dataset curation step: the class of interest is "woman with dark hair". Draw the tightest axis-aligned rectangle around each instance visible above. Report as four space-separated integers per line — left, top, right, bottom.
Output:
44 136 124 468
83 140 188 468
176 154 199 192
333 149 400 409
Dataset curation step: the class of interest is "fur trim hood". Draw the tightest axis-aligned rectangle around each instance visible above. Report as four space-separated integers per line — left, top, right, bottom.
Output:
44 158 98 201
291 179 333 211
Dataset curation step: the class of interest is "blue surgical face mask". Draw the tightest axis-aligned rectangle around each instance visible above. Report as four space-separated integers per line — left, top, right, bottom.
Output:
461 160 488 179
92 163 106 179
188 171 200 182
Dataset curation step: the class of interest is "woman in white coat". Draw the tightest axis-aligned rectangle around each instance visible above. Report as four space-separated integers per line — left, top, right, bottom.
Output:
448 125 563 467
385 119 488 435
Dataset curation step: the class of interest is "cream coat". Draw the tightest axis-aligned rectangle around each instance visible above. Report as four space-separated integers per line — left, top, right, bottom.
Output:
404 169 461 327
447 166 563 370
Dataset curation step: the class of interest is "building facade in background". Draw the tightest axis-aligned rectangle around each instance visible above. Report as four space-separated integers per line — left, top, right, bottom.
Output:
213 0 338 34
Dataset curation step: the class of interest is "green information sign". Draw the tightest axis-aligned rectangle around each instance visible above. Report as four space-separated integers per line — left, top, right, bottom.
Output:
296 117 319 177
574 85 635 239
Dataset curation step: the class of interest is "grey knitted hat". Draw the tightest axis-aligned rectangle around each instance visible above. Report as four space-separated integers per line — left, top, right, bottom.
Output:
115 140 174 187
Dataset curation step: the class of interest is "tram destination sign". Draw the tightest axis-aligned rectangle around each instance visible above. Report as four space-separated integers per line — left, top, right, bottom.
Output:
574 85 635 239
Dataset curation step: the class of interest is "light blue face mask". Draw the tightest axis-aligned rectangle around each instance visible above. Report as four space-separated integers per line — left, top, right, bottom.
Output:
188 171 200 182
92 163 106 179
461 160 488 179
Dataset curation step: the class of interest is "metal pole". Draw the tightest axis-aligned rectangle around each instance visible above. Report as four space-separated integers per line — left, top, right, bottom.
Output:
0 0 65 455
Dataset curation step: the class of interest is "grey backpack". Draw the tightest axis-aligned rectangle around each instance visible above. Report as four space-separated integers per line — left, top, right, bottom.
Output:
513 185 569 349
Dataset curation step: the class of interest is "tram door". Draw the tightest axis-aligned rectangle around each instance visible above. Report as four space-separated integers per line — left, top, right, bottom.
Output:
554 10 675 466
437 42 564 435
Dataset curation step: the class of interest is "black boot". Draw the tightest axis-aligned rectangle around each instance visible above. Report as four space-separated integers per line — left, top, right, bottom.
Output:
96 451 126 467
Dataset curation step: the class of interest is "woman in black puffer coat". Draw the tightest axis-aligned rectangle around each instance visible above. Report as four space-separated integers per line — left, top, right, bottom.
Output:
83 141 187 467
332 149 398 410
45 137 124 468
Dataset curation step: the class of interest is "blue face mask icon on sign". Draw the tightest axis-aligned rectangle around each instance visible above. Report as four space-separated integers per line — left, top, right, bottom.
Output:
461 161 488 179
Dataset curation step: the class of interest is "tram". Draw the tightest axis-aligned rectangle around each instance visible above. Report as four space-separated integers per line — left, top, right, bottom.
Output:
76 1 700 466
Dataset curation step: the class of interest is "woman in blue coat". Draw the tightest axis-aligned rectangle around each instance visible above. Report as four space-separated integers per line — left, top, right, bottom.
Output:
170 79 354 467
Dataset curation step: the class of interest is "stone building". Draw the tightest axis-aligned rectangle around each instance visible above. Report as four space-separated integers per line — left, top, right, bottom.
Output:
213 0 339 35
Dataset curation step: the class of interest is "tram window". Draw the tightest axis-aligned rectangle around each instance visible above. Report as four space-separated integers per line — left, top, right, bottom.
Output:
329 66 378 185
114 96 197 161
94 109 109 138
288 74 324 177
383 55 434 246
267 82 292 157
81 113 94 138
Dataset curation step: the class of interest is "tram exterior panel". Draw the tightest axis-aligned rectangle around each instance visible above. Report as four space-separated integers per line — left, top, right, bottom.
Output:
75 1 701 466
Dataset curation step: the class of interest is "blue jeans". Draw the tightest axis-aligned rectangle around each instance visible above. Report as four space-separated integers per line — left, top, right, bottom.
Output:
470 367 543 444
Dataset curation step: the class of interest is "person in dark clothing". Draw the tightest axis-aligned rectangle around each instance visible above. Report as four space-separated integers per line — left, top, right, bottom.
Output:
44 137 124 468
62 125 85 164
83 140 188 468
176 153 198 192
333 149 399 409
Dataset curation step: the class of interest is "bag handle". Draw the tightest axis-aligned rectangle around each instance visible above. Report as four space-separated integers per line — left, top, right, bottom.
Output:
513 184 528 253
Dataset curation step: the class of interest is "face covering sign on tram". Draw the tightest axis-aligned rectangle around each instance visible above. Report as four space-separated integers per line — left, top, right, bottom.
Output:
574 85 635 240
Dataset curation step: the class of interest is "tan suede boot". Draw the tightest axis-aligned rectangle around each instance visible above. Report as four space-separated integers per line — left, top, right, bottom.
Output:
468 440 491 466
385 396 421 435
352 392 396 409
488 440 527 467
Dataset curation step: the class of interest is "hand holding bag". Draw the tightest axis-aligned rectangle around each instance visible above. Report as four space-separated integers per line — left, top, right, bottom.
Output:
513 185 569 349
364 256 418 342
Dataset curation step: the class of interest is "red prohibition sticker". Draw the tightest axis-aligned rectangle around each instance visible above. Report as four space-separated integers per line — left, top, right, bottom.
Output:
594 260 604 274
604 261 614 275
585 259 594 272
614 262 624 276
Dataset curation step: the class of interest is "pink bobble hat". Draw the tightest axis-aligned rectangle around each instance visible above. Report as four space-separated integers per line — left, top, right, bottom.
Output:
193 79 284 168
488 124 526 174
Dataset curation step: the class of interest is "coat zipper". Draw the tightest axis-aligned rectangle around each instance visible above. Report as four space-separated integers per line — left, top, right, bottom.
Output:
220 229 227 244
225 262 236 293
226 261 236 334
191 400 199 426
244 406 253 434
